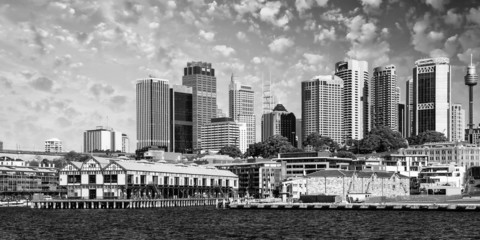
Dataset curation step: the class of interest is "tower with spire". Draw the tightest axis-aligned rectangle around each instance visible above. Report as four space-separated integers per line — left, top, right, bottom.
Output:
465 54 478 143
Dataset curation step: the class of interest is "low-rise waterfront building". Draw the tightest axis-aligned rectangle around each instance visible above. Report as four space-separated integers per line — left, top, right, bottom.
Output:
305 169 410 202
399 142 480 167
382 154 429 178
59 157 238 199
417 163 465 190
214 161 281 198
281 178 307 200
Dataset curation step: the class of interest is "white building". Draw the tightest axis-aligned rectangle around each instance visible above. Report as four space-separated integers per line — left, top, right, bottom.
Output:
229 74 256 149
83 126 124 153
201 117 242 152
399 142 480 168
301 75 344 144
45 138 62 153
412 57 451 140
371 65 398 131
451 104 465 142
417 163 465 189
335 59 369 140
122 134 129 153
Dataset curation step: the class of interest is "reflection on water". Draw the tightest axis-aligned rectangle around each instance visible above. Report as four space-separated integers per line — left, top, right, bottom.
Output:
1 207 480 239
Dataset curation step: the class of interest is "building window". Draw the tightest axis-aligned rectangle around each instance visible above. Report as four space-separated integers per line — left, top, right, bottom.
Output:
67 175 80 183
104 175 118 183
89 175 96 184
140 175 146 184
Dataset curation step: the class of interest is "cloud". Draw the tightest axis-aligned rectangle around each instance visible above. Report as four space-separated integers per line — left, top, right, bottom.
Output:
411 14 445 54
199 30 215 42
444 9 463 28
295 0 329 14
30 77 53 92
56 117 72 128
236 31 247 41
233 0 262 17
0 76 12 89
425 0 449 11
251 56 263 64
90 83 114 97
361 0 382 8
303 53 324 65
259 1 291 28
54 54 72 67
314 26 336 43
467 7 480 25
149 22 159 29
268 37 294 53
213 45 236 57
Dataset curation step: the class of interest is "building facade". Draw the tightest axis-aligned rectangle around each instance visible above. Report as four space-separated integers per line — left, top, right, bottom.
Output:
334 59 369 140
229 74 255 151
261 104 297 147
398 103 406 138
406 78 414 138
451 104 465 142
84 126 124 153
136 78 170 150
121 134 129 153
182 62 217 152
412 57 451 140
399 142 480 167
45 138 62 153
301 75 344 144
59 157 238 199
170 85 193 154
371 65 398 131
201 117 242 152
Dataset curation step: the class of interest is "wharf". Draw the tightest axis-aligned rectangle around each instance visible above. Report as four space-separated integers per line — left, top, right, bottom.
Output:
30 198 224 209
228 202 480 211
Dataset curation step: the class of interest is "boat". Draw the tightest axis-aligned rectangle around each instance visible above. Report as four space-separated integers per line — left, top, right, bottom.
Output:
0 200 28 207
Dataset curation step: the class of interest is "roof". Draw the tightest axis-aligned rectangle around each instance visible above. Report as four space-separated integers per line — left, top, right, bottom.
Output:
273 104 287 112
0 166 56 174
45 138 61 142
200 155 234 161
307 169 408 179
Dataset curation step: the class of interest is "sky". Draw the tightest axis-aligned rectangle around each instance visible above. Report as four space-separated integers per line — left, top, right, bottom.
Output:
0 0 479 152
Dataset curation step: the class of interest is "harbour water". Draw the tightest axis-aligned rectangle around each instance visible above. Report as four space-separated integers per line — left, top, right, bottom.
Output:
2 207 480 239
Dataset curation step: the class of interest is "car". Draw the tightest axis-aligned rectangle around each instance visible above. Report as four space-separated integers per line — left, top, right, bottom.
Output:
44 196 53 201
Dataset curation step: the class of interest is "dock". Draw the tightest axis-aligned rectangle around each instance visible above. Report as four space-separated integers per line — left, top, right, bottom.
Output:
30 198 226 209
228 202 480 211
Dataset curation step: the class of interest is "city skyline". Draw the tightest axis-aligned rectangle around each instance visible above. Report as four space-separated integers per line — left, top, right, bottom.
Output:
0 0 479 151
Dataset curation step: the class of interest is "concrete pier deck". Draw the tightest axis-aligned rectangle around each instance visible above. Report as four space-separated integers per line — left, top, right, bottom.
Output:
228 202 480 211
30 198 225 209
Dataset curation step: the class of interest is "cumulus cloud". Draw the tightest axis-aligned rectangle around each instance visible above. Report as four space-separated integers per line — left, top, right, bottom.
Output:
30 77 53 92
213 45 236 57
236 31 247 41
314 26 336 43
411 14 445 55
251 56 263 64
90 83 114 97
425 0 449 11
303 53 324 65
467 7 480 25
444 9 463 28
259 1 291 29
199 30 215 42
295 0 329 14
361 0 382 8
268 37 294 53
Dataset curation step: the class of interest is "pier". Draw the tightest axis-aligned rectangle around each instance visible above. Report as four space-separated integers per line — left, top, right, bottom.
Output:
228 202 480 211
30 198 227 209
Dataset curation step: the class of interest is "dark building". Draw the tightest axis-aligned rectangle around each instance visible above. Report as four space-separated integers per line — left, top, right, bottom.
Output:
261 104 297 147
398 103 405 138
170 85 193 153
0 141 3 151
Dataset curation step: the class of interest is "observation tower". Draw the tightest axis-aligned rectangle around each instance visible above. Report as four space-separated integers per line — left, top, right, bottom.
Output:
465 54 478 143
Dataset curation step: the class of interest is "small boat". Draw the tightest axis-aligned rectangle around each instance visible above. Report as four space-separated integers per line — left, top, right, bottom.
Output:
0 200 28 207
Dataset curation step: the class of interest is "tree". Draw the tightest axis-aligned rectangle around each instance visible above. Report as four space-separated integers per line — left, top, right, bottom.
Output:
303 132 339 152
331 150 357 159
407 130 447 145
346 126 408 154
218 145 243 158
64 151 90 162
245 135 301 159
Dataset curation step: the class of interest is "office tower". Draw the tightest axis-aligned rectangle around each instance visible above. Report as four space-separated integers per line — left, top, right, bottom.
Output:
84 126 124 152
229 73 256 149
296 119 302 149
334 59 369 140
398 104 406 138
412 57 451 140
262 73 275 114
451 104 465 142
182 62 217 151
201 117 243 152
121 134 129 153
136 78 170 150
0 141 3 151
371 65 399 131
406 78 414 138
261 104 297 147
170 85 193 153
465 54 478 143
45 138 62 153
217 108 226 118
301 75 344 144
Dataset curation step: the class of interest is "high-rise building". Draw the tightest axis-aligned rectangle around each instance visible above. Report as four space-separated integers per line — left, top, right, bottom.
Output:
122 134 129 153
45 138 62 153
406 78 414 138
261 104 297 147
0 141 3 151
412 57 451 140
371 65 398 131
229 74 256 149
84 127 124 152
136 78 170 150
301 75 344 144
334 59 369 140
201 117 243 152
182 62 217 152
451 104 465 142
465 54 478 143
398 103 406 138
262 73 275 114
170 85 193 153
296 119 302 149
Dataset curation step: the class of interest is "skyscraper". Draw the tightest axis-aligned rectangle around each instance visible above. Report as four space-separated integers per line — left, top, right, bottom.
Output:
182 62 217 152
406 78 414 138
201 117 244 152
301 75 344 144
398 103 406 137
136 78 170 150
170 85 193 153
84 126 124 152
229 74 256 150
451 104 465 142
412 57 451 140
261 104 297 147
334 59 369 141
371 65 399 131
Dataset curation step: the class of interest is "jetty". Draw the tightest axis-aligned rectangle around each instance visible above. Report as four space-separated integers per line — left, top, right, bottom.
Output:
30 198 227 209
228 202 480 211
